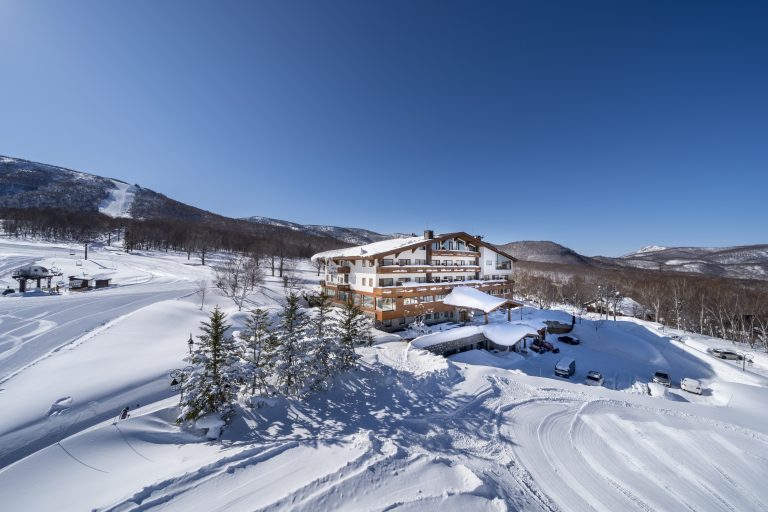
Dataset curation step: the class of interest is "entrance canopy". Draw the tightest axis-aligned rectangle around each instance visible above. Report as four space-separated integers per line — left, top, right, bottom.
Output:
443 286 516 313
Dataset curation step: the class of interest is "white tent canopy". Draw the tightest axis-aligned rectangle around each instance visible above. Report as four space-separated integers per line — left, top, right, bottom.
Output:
443 286 510 313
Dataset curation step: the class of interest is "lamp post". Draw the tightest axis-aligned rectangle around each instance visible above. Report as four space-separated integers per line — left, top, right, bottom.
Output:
170 366 194 404
736 351 752 372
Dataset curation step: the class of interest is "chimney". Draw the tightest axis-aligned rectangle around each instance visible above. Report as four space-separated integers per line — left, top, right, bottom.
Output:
424 230 434 239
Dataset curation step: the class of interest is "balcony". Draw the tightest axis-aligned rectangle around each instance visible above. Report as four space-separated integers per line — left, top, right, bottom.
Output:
373 279 513 297
378 263 480 274
336 266 351 274
321 281 350 291
431 249 479 257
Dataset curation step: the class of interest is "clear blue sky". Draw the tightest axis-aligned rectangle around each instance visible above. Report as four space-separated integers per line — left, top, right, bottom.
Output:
1 1 766 256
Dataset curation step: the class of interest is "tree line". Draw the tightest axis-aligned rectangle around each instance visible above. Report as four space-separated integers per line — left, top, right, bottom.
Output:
515 262 768 351
0 207 344 262
178 293 372 425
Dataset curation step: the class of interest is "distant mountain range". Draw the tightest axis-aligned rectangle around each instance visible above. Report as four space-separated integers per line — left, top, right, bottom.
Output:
499 240 768 281
2 155 766 279
0 155 402 246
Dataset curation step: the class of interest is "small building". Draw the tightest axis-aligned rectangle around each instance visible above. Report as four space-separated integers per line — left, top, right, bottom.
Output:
93 276 112 289
411 321 544 357
69 276 90 291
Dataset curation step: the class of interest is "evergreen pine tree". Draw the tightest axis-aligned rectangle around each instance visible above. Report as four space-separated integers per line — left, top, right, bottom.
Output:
337 298 371 369
264 292 311 397
179 306 241 423
308 293 342 389
238 308 272 397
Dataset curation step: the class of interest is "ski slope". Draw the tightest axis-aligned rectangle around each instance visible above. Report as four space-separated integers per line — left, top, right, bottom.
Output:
1 238 768 511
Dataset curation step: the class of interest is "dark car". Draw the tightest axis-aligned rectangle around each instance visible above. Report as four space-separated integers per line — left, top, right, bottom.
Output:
558 335 580 345
2 288 15 296
653 371 671 387
541 341 560 354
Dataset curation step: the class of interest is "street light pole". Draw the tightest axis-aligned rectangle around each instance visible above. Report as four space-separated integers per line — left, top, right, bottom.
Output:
170 366 194 404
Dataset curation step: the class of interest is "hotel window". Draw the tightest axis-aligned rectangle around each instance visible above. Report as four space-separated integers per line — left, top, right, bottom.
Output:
432 242 441 250
382 259 394 266
379 278 394 287
362 296 374 308
376 297 395 311
447 241 454 250
414 277 426 283
420 295 434 303
414 259 426 265
404 297 418 305
456 241 465 251
398 259 411 266
434 294 446 301
431 259 441 265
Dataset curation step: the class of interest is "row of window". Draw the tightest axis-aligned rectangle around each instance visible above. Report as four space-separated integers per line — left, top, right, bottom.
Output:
381 258 478 267
382 311 455 328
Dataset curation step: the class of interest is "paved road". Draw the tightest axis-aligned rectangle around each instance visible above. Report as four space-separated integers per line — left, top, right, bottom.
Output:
0 282 194 382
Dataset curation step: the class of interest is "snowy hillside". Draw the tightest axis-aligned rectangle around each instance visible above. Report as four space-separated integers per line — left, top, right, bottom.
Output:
242 215 408 245
2 238 768 510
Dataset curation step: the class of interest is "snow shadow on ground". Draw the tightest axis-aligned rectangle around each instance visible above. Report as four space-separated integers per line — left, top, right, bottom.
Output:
222 357 499 455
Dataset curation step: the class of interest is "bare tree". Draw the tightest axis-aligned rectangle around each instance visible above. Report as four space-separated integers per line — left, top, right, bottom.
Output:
214 255 264 311
195 279 209 310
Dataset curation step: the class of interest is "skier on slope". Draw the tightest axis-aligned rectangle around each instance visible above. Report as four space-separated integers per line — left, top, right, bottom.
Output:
120 406 130 420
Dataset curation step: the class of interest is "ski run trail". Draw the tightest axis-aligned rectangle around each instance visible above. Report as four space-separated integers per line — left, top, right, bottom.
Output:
2 237 768 511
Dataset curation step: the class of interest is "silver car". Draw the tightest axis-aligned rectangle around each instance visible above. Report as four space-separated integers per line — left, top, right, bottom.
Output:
585 370 604 386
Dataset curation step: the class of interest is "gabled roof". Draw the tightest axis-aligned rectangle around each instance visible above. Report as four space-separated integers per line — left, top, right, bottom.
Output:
311 231 518 262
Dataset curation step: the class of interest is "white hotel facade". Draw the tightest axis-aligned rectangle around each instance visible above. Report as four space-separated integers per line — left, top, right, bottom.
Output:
311 230 518 330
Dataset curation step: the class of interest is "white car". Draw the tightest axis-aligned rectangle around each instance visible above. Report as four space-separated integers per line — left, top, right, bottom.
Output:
585 370 604 386
680 378 703 395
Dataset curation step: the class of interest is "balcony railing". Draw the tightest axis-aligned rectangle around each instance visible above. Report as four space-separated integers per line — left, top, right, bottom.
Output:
431 249 480 257
373 279 513 297
336 266 351 273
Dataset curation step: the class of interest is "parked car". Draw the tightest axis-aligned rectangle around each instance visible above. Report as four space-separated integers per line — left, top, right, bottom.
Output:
558 335 580 345
712 349 743 360
585 370 604 386
555 358 576 378
541 341 560 354
652 371 671 387
680 378 703 395
2 287 15 295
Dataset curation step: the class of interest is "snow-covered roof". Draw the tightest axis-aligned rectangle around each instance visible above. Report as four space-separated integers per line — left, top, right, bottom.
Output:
311 236 425 261
483 322 541 346
410 325 483 349
443 286 509 313
410 321 540 349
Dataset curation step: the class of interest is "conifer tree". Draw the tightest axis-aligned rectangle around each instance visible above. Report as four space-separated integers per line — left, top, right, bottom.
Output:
238 307 272 397
337 298 371 369
265 292 310 397
308 293 342 389
179 306 241 423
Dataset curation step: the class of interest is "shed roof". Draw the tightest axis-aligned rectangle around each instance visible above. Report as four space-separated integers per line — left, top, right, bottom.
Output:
443 286 510 313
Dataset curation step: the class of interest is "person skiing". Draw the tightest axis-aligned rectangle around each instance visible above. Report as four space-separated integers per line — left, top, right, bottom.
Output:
120 406 130 420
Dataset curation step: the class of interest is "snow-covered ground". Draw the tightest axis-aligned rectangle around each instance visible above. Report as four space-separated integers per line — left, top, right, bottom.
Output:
2 238 768 511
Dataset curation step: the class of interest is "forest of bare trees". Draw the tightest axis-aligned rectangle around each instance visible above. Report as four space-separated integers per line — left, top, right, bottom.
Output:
514 262 768 352
0 207 343 263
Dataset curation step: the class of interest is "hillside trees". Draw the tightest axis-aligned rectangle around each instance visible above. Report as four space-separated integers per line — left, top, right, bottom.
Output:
514 263 768 349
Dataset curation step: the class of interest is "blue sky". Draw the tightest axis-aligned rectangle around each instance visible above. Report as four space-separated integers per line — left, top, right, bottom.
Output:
1 1 766 256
